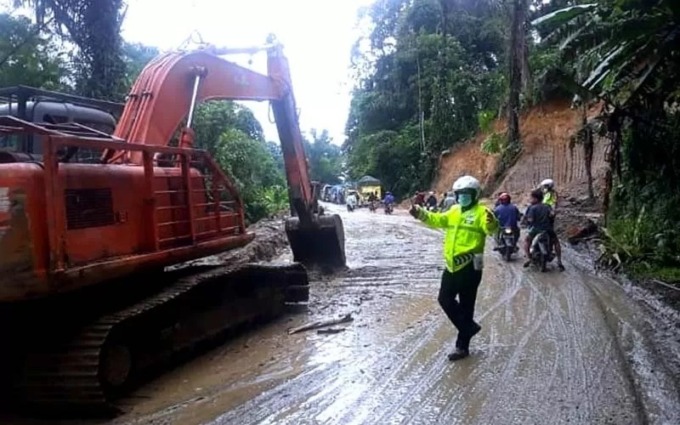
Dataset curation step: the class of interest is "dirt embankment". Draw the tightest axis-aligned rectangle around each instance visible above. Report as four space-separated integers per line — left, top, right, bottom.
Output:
434 100 607 199
433 100 607 236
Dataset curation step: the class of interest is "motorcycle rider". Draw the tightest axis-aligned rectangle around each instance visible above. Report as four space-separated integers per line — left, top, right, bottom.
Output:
540 178 558 209
440 191 457 212
523 189 565 271
410 175 499 361
346 191 358 212
414 191 426 207
367 191 378 211
425 191 438 211
383 191 395 213
539 178 564 268
493 192 520 248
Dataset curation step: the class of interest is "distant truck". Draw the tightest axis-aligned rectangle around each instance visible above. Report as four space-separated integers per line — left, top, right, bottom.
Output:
357 175 382 204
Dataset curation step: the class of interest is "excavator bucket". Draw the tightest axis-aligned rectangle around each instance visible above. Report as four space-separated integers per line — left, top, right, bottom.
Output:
285 214 346 269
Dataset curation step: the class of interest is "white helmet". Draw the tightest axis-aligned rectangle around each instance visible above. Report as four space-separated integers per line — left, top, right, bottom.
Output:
540 178 555 189
452 175 481 197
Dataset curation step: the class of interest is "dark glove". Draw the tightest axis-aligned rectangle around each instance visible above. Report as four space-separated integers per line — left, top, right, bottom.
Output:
485 209 495 225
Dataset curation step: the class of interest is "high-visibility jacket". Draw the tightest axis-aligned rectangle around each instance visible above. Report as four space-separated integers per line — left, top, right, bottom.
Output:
543 190 557 208
418 203 499 273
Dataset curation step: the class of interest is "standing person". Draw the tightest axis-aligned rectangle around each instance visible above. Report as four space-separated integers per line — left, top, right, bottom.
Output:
409 175 499 361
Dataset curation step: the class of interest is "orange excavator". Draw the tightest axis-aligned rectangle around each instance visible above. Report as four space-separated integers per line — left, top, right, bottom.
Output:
0 42 345 412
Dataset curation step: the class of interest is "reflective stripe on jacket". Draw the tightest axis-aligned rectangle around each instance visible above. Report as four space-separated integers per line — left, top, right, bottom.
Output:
418 203 499 273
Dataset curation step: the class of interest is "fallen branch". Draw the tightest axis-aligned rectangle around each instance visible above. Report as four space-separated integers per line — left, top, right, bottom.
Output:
317 327 346 335
650 279 680 293
288 313 353 335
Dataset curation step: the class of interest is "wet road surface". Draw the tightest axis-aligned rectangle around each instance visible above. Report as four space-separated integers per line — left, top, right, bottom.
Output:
9 203 680 424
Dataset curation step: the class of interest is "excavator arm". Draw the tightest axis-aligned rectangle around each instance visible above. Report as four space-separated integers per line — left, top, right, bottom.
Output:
107 43 345 268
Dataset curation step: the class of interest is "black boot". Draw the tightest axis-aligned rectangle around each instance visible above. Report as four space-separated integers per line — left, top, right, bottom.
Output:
449 322 481 361
448 348 469 361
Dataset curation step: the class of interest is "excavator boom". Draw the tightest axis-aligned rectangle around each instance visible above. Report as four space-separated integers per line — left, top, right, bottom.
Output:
107 44 345 268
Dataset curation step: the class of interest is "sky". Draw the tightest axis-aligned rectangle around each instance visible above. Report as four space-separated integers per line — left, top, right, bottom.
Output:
2 0 372 144
121 0 373 145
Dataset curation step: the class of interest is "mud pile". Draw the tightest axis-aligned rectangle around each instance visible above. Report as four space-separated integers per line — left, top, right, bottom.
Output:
173 218 289 268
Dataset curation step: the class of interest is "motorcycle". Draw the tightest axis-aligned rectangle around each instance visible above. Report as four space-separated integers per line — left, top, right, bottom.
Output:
529 231 554 272
496 227 518 261
384 203 393 214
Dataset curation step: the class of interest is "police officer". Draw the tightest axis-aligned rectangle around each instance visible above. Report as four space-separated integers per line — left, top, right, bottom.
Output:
410 175 499 361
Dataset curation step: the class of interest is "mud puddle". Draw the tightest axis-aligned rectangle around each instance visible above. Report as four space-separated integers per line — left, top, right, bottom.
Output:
5 204 680 425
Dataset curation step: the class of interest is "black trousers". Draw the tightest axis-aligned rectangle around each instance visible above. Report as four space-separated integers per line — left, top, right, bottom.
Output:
438 262 483 350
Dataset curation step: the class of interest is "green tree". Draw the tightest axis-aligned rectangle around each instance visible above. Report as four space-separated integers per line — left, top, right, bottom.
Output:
214 128 286 222
192 101 265 153
533 0 680 274
304 129 343 184
16 0 127 100
345 0 505 197
122 42 159 90
0 13 67 89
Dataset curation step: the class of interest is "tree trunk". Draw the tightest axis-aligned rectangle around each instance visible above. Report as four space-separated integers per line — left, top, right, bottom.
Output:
581 104 595 199
505 0 527 160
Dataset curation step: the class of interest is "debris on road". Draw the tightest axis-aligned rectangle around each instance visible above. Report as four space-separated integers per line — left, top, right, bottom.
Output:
288 313 354 335
317 327 347 335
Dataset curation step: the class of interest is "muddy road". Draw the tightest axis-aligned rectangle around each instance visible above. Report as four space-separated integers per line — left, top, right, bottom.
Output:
9 204 680 425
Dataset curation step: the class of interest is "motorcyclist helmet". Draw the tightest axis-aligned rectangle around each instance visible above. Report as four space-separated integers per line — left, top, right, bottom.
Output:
540 178 555 190
452 175 481 197
498 192 511 204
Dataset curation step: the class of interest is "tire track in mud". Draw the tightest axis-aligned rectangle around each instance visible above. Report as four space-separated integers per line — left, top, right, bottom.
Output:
109 206 679 425
366 257 529 425
209 211 447 425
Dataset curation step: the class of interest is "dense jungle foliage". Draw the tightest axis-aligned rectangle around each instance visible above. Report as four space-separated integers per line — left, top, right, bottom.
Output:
345 0 680 279
0 6 342 223
1 1 679 277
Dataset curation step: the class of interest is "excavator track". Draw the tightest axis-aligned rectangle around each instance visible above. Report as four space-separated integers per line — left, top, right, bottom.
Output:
12 262 309 414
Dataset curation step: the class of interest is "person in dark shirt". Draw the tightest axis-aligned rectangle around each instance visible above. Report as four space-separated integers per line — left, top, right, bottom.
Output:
413 192 425 207
523 189 565 270
425 191 438 210
493 192 520 243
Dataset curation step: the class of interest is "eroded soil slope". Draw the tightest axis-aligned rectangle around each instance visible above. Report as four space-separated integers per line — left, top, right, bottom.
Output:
433 100 607 204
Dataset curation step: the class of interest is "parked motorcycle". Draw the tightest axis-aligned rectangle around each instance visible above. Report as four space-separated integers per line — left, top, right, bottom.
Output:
529 231 554 272
496 227 518 261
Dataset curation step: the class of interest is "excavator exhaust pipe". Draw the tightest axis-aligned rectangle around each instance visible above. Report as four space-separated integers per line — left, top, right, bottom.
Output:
285 214 346 269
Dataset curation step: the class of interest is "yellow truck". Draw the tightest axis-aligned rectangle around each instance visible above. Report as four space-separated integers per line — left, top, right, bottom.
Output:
357 175 382 203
